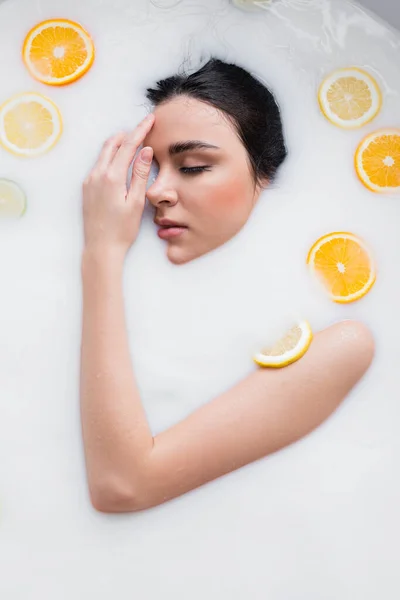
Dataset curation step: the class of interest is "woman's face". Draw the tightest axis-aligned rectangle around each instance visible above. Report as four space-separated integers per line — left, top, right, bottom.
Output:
143 95 264 265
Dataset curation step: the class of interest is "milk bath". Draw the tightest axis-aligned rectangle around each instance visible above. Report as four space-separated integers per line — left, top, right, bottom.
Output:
0 0 399 597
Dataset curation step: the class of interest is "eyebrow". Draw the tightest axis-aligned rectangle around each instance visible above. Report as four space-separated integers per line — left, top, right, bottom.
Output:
169 141 220 155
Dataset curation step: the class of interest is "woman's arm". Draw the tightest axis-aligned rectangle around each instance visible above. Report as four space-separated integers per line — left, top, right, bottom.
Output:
80 247 375 513
80 248 154 509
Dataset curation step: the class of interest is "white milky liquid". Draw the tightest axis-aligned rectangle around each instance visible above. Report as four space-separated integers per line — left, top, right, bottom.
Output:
0 0 399 598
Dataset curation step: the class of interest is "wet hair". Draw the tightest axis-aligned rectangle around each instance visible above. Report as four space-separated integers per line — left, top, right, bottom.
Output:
145 56 287 187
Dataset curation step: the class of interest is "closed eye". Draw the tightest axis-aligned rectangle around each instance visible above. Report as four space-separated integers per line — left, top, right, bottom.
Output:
180 166 212 175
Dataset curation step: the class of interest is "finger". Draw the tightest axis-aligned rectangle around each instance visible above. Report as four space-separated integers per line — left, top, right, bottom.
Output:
94 132 126 171
112 114 155 176
127 146 154 203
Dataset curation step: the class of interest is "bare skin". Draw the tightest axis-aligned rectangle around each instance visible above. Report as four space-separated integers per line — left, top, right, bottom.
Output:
80 110 375 513
144 96 263 265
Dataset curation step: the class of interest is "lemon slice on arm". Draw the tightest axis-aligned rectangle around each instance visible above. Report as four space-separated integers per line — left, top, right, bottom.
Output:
0 178 27 217
253 321 313 368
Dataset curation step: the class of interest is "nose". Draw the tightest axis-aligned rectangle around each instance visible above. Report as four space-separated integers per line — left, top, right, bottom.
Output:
146 171 178 208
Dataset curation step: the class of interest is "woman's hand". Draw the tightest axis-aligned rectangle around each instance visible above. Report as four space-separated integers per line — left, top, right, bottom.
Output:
82 114 155 259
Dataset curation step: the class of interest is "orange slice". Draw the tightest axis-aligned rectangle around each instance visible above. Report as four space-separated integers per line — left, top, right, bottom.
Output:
318 68 382 129
355 129 400 193
0 92 63 157
253 321 313 368
22 19 95 86
307 232 376 303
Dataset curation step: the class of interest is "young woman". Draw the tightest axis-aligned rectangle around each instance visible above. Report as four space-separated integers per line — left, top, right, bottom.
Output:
80 58 375 513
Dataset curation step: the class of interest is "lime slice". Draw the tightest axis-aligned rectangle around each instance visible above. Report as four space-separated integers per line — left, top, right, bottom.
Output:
0 178 27 217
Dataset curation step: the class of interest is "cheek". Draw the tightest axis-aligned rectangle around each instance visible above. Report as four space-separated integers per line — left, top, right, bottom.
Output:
202 169 252 218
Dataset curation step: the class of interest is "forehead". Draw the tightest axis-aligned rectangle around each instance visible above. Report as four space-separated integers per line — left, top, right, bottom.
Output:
144 96 236 148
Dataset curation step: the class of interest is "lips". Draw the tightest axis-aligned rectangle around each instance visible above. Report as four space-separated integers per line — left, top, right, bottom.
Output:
157 224 187 240
155 218 187 228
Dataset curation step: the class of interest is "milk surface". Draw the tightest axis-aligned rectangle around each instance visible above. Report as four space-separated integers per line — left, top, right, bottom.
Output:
0 0 399 597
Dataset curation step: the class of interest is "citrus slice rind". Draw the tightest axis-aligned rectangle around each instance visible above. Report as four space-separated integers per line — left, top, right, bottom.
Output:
307 232 376 304
253 321 313 368
0 178 27 217
0 92 63 157
22 19 95 86
318 67 382 129
355 129 400 193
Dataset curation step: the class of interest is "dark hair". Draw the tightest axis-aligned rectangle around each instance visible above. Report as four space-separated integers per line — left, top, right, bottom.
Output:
145 57 287 187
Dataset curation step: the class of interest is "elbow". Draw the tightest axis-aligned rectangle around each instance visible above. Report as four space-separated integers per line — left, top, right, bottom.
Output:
339 319 375 375
89 477 147 514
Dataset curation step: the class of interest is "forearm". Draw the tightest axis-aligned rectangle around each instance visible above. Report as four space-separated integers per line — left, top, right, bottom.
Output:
79 248 153 506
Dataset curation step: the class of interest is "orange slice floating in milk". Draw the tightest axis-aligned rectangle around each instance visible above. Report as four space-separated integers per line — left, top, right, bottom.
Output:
307 232 376 303
355 129 400 193
23 19 95 86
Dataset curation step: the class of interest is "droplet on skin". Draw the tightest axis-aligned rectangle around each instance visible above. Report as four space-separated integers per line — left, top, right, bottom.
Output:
339 322 360 342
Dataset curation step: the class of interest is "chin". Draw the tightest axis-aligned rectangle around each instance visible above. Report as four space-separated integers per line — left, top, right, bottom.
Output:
166 241 217 265
166 240 208 265
166 245 192 265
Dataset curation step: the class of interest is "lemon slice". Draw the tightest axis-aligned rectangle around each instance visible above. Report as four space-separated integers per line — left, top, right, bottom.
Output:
355 129 400 193
0 92 63 157
0 178 27 217
318 68 382 129
253 321 313 368
23 19 95 86
307 232 376 303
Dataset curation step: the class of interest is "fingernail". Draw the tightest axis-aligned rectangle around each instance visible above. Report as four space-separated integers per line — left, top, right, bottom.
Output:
145 113 154 122
140 147 153 164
